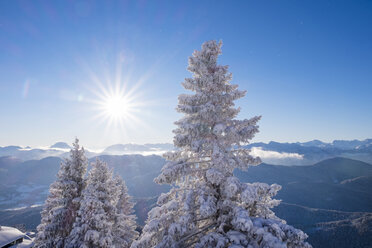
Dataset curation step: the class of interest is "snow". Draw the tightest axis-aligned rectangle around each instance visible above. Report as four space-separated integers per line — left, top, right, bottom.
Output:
34 138 88 248
0 184 48 210
0 226 24 246
0 226 34 248
33 139 138 247
3 203 42 211
66 159 137 248
134 40 312 247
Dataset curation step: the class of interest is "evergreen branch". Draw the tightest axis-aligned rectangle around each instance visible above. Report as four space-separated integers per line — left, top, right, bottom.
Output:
176 222 217 246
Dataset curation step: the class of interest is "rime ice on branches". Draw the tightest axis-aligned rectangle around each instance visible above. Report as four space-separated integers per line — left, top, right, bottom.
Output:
35 138 88 248
66 159 118 248
133 41 312 248
35 139 137 248
66 159 138 248
113 176 139 247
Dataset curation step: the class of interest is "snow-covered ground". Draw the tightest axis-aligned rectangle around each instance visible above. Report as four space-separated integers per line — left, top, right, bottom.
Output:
0 226 34 248
0 184 48 211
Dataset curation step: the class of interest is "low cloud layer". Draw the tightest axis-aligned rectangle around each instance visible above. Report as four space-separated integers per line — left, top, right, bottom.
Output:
250 147 304 165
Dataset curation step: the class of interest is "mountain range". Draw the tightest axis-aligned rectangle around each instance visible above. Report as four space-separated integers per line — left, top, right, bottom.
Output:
246 139 372 165
1 145 372 247
1 138 372 165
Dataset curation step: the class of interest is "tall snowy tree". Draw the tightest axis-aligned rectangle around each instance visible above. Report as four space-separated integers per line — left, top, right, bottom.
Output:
35 138 88 248
132 41 311 248
113 176 139 248
66 158 120 248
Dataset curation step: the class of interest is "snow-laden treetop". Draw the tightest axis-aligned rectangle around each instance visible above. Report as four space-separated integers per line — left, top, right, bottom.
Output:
157 40 261 186
133 40 311 248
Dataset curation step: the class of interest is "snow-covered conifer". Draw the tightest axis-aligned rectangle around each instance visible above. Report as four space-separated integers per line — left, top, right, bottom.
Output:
113 176 139 248
66 158 119 248
35 138 88 248
132 41 311 248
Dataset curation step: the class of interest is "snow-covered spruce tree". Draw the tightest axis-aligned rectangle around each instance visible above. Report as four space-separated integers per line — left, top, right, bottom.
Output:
113 176 139 247
66 158 120 248
132 41 311 248
35 138 88 248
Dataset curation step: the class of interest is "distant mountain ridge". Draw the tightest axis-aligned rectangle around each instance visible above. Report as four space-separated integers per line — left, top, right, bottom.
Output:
103 143 174 154
1 155 371 247
235 157 372 212
247 138 372 151
1 155 371 212
246 138 372 165
50 142 71 149
273 203 372 248
1 138 372 165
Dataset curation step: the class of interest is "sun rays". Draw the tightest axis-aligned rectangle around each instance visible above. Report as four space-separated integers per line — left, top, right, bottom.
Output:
90 79 144 133
104 93 130 120
72 45 175 144
79 54 150 141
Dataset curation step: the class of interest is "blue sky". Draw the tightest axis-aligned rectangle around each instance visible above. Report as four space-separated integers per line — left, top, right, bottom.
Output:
0 0 371 148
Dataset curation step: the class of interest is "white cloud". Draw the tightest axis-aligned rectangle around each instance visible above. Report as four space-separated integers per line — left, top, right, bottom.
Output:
5 204 42 211
250 147 304 165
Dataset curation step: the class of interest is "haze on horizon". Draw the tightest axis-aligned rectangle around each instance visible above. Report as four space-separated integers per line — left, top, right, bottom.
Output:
0 0 371 148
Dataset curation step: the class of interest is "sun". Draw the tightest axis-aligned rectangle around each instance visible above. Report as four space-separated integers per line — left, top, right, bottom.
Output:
104 94 130 120
80 52 152 139
86 75 146 134
94 86 139 128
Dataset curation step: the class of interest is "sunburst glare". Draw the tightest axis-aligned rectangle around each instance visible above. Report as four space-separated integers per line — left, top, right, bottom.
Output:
91 80 143 131
81 60 148 141
102 92 130 121
77 50 163 143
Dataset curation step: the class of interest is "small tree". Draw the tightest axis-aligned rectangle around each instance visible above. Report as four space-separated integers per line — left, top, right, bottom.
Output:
35 138 88 248
66 158 120 248
133 41 311 247
113 176 139 248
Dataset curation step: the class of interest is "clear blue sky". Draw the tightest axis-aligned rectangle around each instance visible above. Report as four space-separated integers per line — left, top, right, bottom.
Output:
0 0 371 148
